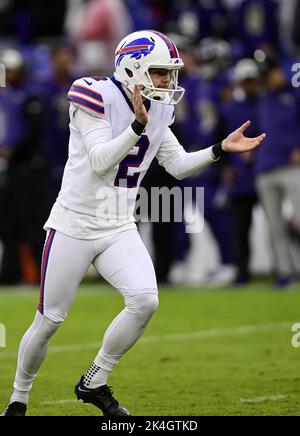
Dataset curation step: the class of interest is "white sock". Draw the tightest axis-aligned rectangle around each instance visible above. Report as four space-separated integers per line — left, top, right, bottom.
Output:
10 388 30 406
83 362 110 388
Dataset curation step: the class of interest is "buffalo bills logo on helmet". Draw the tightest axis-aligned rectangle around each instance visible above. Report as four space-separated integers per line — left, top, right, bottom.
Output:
116 38 155 66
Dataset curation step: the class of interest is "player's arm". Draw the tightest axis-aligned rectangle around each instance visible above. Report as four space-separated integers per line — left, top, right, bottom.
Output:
156 128 213 180
70 83 147 176
74 111 143 176
156 121 266 180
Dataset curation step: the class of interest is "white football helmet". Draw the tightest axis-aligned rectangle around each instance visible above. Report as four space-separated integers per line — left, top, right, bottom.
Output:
114 30 185 105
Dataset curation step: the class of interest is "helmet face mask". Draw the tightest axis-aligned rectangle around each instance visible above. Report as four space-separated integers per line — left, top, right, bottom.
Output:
114 30 185 105
141 67 185 104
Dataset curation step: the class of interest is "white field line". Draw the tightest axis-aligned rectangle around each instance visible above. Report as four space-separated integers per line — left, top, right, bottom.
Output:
41 399 78 405
43 394 289 407
239 395 287 404
0 321 292 360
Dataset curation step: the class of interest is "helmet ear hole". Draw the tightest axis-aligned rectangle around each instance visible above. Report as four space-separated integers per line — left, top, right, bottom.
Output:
125 68 133 78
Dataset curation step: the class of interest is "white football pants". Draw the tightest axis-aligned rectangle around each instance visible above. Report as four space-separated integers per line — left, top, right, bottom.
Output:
12 229 158 397
38 228 158 322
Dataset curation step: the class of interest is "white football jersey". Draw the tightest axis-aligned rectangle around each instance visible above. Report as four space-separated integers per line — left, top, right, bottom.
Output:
44 75 175 238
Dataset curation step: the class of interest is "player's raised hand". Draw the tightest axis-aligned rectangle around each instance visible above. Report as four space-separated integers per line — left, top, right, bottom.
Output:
133 84 148 125
222 121 266 153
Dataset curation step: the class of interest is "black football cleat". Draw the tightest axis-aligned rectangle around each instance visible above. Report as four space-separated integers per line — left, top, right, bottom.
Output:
75 376 130 416
1 402 27 416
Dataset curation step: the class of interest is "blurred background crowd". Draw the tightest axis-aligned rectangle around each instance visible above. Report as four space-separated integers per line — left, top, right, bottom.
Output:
0 0 300 289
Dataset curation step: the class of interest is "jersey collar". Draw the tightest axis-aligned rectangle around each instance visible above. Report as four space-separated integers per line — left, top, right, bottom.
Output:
110 75 151 113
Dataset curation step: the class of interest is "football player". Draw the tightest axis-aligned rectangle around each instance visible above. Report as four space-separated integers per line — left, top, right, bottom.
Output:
2 30 266 416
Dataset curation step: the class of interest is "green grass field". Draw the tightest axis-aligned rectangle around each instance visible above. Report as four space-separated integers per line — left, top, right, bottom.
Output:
1 282 300 416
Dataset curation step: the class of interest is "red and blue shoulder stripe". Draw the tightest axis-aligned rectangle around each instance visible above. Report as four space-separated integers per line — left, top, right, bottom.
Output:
67 81 105 115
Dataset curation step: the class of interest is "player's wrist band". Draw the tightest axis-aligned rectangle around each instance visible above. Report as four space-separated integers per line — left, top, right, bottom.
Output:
212 141 226 159
131 119 146 136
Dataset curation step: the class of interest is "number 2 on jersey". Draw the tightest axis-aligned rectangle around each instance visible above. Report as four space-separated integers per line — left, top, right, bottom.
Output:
114 135 150 188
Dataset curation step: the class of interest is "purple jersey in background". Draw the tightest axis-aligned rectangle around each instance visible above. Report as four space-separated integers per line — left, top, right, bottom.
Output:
233 0 279 55
255 86 300 174
221 95 260 197
40 73 75 195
